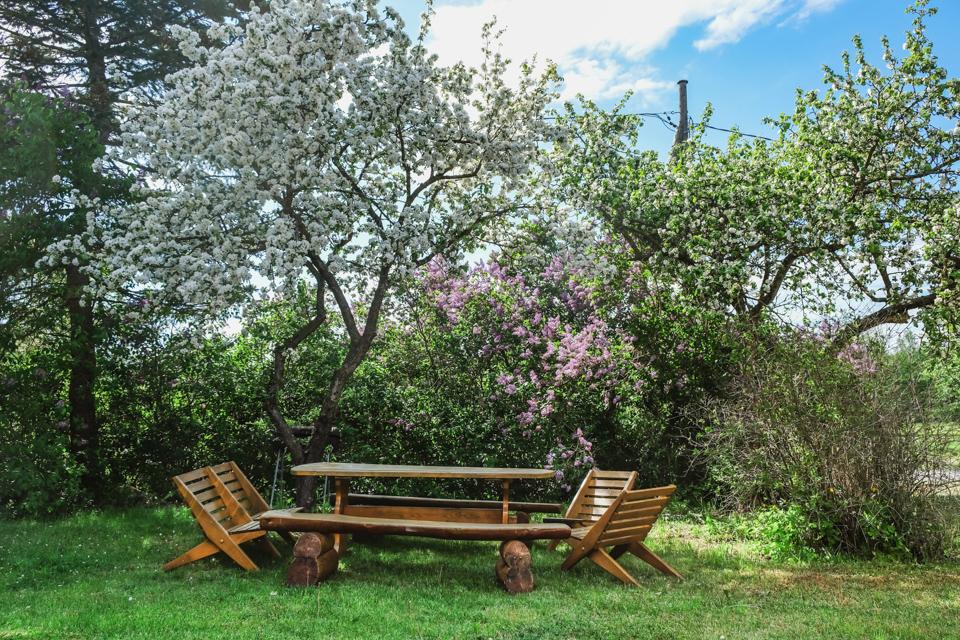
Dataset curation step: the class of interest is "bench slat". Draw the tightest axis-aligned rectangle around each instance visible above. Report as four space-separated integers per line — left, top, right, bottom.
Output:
259 512 571 541
592 470 637 479
590 479 635 489
623 486 676 501
584 488 624 498
175 468 208 483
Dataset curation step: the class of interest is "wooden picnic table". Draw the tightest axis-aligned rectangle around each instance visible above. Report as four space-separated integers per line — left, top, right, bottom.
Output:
291 462 556 552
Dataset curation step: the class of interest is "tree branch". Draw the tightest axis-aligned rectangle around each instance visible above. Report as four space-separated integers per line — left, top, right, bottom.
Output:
832 292 936 347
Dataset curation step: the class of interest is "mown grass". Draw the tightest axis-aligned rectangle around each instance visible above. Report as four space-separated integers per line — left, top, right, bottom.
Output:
1 507 958 640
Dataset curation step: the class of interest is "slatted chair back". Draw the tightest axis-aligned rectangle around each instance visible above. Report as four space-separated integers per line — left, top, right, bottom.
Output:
173 462 258 534
591 484 676 548
566 469 638 526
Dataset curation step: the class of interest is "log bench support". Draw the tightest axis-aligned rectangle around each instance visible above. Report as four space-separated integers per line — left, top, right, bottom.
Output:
286 533 339 587
496 540 534 594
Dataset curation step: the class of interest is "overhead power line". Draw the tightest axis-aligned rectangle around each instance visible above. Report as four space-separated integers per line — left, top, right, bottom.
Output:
626 110 774 141
544 77 775 143
546 110 775 141
699 123 774 141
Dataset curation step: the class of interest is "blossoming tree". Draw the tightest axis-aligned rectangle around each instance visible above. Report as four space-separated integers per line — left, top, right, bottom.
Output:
552 3 959 343
85 0 557 506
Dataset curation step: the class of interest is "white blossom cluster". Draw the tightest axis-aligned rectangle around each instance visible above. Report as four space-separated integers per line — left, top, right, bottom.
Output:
57 0 558 320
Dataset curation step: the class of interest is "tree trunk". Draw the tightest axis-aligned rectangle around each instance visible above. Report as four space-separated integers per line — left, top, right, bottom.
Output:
270 262 390 511
65 264 101 501
294 336 375 510
81 0 113 143
60 0 108 503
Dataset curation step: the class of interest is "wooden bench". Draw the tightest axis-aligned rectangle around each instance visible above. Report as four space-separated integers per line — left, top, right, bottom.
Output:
342 493 562 524
258 511 571 541
346 493 563 514
164 461 300 572
260 511 571 593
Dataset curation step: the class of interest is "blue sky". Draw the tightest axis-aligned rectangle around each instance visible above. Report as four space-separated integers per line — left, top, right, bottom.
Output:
387 0 960 155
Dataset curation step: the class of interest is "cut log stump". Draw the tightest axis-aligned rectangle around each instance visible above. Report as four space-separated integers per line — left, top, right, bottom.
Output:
293 532 333 558
495 539 534 594
286 533 338 587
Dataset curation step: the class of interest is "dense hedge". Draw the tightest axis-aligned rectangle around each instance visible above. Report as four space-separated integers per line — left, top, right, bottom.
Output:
2 255 956 562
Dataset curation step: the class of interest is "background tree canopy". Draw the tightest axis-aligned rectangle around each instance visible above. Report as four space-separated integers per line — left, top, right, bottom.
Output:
549 2 959 343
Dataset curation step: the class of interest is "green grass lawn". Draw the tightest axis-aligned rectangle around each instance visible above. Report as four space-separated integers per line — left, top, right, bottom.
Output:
1 507 958 640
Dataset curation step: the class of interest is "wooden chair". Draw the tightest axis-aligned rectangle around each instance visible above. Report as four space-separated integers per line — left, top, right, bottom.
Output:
163 461 300 572
559 484 681 585
546 469 638 552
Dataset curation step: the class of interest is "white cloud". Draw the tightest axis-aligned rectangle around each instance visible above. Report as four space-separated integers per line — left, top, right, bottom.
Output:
425 0 844 102
558 58 673 101
794 0 845 21
694 1 786 50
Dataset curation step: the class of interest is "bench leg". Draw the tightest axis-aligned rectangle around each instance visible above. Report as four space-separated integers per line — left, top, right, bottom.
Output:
276 531 297 546
215 535 260 571
560 542 589 570
333 478 350 554
163 540 219 571
589 548 639 586
630 542 682 578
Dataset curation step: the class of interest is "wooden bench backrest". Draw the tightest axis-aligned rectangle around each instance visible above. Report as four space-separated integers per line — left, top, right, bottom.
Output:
566 469 638 525
595 484 676 547
173 462 270 533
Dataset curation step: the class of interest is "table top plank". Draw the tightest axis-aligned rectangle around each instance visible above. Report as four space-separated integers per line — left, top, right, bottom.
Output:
291 462 554 480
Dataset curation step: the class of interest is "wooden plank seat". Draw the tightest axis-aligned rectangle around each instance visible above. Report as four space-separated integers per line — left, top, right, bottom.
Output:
163 461 301 572
347 493 563 514
559 484 681 585
259 511 572 541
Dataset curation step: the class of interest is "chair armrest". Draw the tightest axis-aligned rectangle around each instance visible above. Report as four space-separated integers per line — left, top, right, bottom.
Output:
543 517 583 526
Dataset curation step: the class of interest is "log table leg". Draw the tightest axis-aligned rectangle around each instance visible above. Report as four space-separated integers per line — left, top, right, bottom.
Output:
286 533 339 587
495 539 534 594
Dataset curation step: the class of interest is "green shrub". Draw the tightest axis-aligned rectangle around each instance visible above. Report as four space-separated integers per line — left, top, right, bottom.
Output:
95 327 276 503
0 322 281 516
0 349 84 516
719 506 824 562
702 332 957 560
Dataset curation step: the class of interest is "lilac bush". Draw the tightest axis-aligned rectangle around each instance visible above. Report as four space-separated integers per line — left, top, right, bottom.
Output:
419 254 654 474
344 244 741 495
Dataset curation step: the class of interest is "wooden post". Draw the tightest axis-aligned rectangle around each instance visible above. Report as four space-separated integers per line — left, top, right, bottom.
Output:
286 533 338 587
501 480 510 524
673 79 689 145
495 539 534 594
333 478 350 553
670 79 689 165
